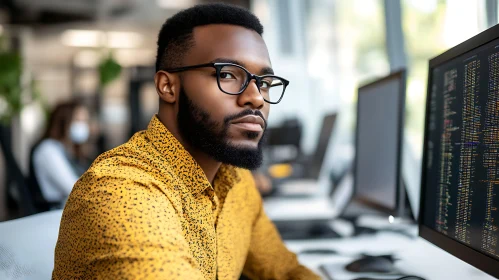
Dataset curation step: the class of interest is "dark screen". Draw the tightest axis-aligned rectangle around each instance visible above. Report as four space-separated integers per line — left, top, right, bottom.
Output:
355 75 404 212
423 38 499 260
309 114 336 179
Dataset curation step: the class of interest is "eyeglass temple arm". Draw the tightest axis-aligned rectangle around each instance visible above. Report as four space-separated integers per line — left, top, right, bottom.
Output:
163 63 215 73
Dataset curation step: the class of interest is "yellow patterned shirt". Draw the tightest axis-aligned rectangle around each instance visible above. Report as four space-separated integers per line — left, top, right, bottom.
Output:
53 115 319 280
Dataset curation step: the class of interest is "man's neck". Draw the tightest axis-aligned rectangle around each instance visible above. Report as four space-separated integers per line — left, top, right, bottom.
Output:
157 113 221 185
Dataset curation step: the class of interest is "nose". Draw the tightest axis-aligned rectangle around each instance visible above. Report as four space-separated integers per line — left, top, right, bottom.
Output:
237 79 265 110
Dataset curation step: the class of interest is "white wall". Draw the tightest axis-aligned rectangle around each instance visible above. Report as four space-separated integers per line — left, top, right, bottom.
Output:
253 0 341 155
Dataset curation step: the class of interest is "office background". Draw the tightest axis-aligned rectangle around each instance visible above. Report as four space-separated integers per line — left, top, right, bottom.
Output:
0 0 498 220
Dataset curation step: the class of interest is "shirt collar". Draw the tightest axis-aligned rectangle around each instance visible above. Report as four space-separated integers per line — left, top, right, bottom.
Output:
145 115 240 195
213 163 241 194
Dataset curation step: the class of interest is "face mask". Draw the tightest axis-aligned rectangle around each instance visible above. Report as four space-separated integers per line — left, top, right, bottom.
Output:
70 121 89 144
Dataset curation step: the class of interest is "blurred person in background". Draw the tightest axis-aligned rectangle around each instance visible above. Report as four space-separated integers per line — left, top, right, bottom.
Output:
29 100 91 210
53 3 319 280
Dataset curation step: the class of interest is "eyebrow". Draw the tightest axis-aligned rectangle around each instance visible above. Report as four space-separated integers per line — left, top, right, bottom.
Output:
210 58 275 75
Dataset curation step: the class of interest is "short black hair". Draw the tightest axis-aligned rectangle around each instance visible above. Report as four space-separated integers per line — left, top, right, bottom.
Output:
155 3 264 72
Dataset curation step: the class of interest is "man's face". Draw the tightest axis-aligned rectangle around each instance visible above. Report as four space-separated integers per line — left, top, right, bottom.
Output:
176 24 272 169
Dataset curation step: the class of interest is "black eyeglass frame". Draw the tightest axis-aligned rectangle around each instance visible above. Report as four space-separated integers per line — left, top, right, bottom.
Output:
163 62 289 104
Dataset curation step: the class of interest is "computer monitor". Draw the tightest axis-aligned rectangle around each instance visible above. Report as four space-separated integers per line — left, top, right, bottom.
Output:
352 70 406 217
308 113 337 179
420 25 499 278
267 113 336 182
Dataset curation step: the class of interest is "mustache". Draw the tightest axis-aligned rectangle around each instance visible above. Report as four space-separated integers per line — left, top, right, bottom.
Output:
224 109 267 129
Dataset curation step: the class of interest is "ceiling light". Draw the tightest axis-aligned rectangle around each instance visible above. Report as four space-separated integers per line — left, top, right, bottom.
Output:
156 0 197 9
62 30 143 49
61 30 105 47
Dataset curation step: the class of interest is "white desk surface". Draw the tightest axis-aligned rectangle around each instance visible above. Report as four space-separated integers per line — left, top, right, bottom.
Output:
285 229 497 280
0 210 63 280
1 210 497 280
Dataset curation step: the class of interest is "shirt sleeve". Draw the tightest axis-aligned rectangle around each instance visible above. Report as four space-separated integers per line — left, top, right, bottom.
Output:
33 141 80 197
241 177 321 280
53 170 205 280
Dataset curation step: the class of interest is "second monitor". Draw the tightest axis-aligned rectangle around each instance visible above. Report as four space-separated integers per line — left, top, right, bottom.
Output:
352 70 407 217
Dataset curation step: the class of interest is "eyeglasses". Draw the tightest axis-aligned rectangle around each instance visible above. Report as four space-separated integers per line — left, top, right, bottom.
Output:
163 62 289 104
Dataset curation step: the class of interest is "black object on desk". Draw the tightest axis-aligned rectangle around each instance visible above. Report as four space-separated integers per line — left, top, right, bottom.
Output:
345 255 396 273
299 248 339 255
352 277 425 280
273 220 341 240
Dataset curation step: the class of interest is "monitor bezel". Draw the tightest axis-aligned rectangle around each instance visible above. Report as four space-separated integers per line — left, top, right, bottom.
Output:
419 23 499 279
352 70 407 217
310 113 337 179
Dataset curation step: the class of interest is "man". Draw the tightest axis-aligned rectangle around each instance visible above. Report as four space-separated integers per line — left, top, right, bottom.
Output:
53 3 320 279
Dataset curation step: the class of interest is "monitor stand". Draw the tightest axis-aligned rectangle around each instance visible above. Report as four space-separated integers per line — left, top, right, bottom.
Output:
272 174 416 240
343 214 416 239
273 214 415 241
339 191 417 239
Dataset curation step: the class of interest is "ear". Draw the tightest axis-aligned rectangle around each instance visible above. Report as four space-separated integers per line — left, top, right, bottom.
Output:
154 70 179 104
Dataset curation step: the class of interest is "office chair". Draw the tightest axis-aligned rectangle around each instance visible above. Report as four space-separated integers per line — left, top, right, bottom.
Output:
0 127 36 217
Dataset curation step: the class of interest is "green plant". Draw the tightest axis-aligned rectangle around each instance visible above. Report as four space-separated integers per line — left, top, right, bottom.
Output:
98 53 122 87
0 35 41 125
0 43 22 124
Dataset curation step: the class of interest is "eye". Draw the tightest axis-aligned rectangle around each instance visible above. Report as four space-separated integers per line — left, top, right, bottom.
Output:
220 72 236 79
260 80 272 89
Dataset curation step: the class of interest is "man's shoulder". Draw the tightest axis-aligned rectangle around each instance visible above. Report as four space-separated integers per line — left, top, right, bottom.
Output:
66 160 180 224
87 131 171 180
92 131 151 165
70 131 181 203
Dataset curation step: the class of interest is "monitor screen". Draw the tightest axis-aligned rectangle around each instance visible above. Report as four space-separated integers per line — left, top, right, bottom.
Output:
309 113 337 179
421 25 499 278
354 71 405 214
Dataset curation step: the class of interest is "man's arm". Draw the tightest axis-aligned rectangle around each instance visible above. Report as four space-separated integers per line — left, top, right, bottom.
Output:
53 170 205 279
241 175 321 280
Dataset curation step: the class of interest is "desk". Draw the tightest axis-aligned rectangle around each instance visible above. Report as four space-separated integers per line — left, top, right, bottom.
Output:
0 210 63 280
284 229 496 280
1 209 496 280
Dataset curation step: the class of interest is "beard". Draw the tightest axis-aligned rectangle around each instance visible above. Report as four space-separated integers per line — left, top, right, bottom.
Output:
176 86 266 170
